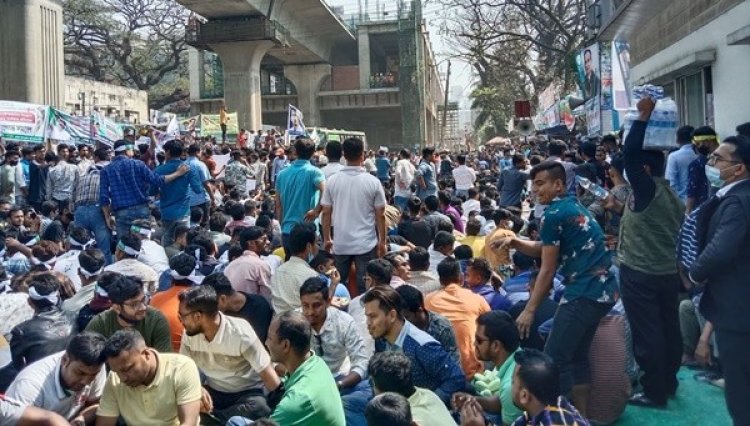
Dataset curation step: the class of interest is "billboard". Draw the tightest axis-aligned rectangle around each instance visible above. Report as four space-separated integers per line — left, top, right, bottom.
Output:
577 43 601 101
0 101 49 143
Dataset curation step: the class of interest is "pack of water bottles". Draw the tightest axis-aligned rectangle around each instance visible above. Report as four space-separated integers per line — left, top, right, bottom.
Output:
622 85 680 151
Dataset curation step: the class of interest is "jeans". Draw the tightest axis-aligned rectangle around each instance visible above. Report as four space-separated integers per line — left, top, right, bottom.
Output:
335 247 376 296
544 297 613 394
715 328 750 426
75 204 113 264
206 386 270 423
161 216 189 247
394 195 409 211
114 204 150 242
341 378 373 426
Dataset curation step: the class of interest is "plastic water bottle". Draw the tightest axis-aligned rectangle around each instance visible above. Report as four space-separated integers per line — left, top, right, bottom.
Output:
576 176 609 200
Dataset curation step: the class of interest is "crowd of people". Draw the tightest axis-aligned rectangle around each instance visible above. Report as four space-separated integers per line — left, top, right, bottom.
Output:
0 96 749 426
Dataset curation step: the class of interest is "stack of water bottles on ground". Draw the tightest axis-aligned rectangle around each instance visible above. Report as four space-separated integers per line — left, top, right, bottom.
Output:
622 84 679 150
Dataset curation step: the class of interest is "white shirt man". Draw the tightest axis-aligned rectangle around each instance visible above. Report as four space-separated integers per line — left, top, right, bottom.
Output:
452 163 476 192
394 157 416 200
6 351 106 421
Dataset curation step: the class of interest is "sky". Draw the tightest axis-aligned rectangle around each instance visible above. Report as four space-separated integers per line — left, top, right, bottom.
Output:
325 0 475 108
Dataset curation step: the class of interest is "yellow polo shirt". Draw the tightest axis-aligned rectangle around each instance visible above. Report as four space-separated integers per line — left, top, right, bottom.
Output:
97 351 202 426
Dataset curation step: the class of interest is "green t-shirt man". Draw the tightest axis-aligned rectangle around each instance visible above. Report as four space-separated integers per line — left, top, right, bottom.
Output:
86 307 173 353
271 354 345 426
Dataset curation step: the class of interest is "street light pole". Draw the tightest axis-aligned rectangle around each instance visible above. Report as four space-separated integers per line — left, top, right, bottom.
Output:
440 59 451 149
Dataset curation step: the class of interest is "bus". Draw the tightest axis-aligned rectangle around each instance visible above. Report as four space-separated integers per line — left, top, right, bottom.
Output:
307 127 368 150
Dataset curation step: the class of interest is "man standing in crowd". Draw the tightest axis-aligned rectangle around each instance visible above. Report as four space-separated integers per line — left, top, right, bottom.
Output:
322 141 345 179
321 137 387 295
46 144 79 213
154 140 202 247
275 138 325 253
415 147 438 201
689 135 750 425
609 98 684 408
186 144 215 228
452 154 476 199
666 125 698 201
99 139 188 238
497 160 617 416
95 330 202 426
394 149 415 211
73 147 113 264
497 154 529 209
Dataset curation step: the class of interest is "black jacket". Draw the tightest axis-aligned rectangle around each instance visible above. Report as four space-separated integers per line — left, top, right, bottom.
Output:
692 179 750 331
10 307 73 370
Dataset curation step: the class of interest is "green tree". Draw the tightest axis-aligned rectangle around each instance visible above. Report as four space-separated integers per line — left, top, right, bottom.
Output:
63 0 190 111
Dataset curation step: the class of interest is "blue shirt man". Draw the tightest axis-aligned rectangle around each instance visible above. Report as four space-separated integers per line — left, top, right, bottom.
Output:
153 155 202 221
665 127 697 201
375 153 391 182
415 148 438 201
275 139 325 238
185 152 210 207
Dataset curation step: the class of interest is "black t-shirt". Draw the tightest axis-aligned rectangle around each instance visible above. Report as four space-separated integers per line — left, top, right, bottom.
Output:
227 292 274 343
508 298 558 351
397 217 433 249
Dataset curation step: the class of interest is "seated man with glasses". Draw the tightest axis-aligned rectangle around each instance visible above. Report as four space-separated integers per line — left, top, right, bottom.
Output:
85 274 173 353
178 285 282 423
299 277 372 426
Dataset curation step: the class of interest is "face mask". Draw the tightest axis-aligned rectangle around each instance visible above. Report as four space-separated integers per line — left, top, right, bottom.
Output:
705 164 739 188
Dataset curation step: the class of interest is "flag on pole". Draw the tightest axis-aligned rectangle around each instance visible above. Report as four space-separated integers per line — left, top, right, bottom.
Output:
287 104 306 137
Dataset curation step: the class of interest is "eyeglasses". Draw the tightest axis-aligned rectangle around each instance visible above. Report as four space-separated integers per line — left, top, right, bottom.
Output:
177 310 199 322
122 295 151 310
314 334 325 357
708 154 742 165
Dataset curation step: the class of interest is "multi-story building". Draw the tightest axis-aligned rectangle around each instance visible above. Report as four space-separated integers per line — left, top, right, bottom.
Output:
186 0 443 150
438 102 461 151
591 0 750 136
63 76 149 124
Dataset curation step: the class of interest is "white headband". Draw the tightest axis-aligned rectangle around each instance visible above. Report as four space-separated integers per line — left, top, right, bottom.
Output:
169 269 204 285
69 236 95 250
130 226 153 239
94 284 109 298
117 241 140 257
28 286 59 305
30 256 57 269
115 144 135 152
80 266 104 278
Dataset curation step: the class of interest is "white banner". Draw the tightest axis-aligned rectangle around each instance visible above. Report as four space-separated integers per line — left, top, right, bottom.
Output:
287 104 306 137
0 101 49 143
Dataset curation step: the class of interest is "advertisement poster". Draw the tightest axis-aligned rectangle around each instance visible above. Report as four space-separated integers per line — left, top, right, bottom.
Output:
576 43 600 101
92 111 123 147
560 99 576 131
48 108 94 144
0 101 49 143
585 96 601 136
201 113 238 142
287 105 306 137
600 41 613 111
612 41 632 110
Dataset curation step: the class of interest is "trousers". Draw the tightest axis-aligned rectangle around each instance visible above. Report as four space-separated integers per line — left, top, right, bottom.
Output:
619 264 682 404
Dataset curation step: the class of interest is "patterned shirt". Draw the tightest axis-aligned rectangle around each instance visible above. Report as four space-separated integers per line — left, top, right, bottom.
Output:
511 396 590 426
425 311 460 364
687 155 710 205
224 161 253 192
46 161 79 202
99 155 166 211
539 196 617 304
375 320 465 404
74 163 107 207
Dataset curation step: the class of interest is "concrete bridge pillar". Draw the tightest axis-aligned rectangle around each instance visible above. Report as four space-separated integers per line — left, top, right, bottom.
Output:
283 64 331 127
210 40 274 131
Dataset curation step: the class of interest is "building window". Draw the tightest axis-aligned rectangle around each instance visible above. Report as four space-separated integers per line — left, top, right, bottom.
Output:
676 69 708 127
